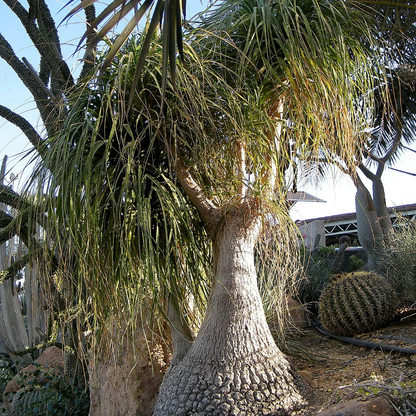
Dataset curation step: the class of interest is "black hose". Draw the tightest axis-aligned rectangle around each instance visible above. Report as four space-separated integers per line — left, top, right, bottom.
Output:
315 324 416 355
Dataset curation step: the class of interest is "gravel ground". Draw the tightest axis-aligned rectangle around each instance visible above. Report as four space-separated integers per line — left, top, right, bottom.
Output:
291 312 416 414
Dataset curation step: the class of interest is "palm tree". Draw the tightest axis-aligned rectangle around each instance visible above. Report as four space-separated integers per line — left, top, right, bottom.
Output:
0 0 392 415
150 1 382 413
37 0 385 414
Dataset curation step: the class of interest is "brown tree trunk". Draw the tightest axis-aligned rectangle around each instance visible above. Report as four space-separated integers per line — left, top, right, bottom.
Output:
88 323 168 416
153 203 309 415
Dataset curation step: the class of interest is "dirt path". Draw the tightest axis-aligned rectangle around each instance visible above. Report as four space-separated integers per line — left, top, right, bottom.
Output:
291 313 416 414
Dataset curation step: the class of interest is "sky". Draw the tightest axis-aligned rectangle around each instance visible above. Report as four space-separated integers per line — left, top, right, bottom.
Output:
1 0 416 220
290 153 416 221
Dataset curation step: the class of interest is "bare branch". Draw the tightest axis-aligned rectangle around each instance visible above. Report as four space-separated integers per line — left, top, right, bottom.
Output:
0 33 53 126
175 159 217 231
358 162 377 182
389 166 416 177
0 105 45 152
2 0 74 90
377 126 402 175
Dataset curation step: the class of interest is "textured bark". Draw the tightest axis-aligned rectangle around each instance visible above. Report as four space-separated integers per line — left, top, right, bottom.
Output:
372 175 394 241
154 205 309 415
355 182 383 271
88 324 167 416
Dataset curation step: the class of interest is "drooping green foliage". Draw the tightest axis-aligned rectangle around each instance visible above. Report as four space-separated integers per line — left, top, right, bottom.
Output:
65 0 189 102
31 0 388 355
34 36 218 346
199 0 378 164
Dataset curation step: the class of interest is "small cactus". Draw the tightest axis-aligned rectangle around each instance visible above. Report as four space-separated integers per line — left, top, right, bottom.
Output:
319 271 397 336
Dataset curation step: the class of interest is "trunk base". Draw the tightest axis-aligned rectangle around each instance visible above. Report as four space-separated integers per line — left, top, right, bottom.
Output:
88 325 168 416
154 346 309 415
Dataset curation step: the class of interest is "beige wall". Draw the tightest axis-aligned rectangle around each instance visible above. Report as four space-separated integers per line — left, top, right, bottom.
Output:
298 220 326 249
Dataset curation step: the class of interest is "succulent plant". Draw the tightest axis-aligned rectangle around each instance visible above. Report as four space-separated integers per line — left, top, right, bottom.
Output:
319 271 397 336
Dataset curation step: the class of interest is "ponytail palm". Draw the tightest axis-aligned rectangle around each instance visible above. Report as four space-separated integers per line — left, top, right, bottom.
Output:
153 2 382 414
36 0 385 414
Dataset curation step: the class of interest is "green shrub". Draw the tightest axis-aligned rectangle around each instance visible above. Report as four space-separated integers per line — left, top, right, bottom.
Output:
8 367 89 416
348 254 365 272
378 219 416 308
296 245 337 312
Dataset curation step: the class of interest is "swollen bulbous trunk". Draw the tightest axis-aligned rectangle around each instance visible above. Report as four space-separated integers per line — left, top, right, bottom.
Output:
153 206 309 415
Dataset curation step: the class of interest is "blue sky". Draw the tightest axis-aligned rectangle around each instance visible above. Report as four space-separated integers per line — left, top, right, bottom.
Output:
1 0 416 219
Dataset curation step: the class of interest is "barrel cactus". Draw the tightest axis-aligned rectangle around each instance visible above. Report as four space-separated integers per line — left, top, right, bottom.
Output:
319 271 397 337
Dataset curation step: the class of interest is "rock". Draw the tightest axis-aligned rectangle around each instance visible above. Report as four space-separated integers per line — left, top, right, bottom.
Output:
34 345 64 369
285 296 309 328
316 396 399 416
297 370 312 385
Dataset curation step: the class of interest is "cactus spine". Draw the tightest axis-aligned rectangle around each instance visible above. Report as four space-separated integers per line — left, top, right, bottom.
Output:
319 271 396 336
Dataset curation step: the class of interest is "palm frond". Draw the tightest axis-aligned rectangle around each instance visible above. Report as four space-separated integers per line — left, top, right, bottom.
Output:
65 0 186 102
199 0 380 171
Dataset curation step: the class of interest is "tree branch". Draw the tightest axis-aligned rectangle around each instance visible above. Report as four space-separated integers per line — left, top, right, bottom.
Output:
0 208 30 246
78 5 97 81
2 0 74 91
0 185 31 211
377 126 402 176
0 33 53 127
1 0 74 136
358 162 377 182
175 159 217 232
21 57 53 98
0 105 45 153
0 254 30 284
0 210 13 229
